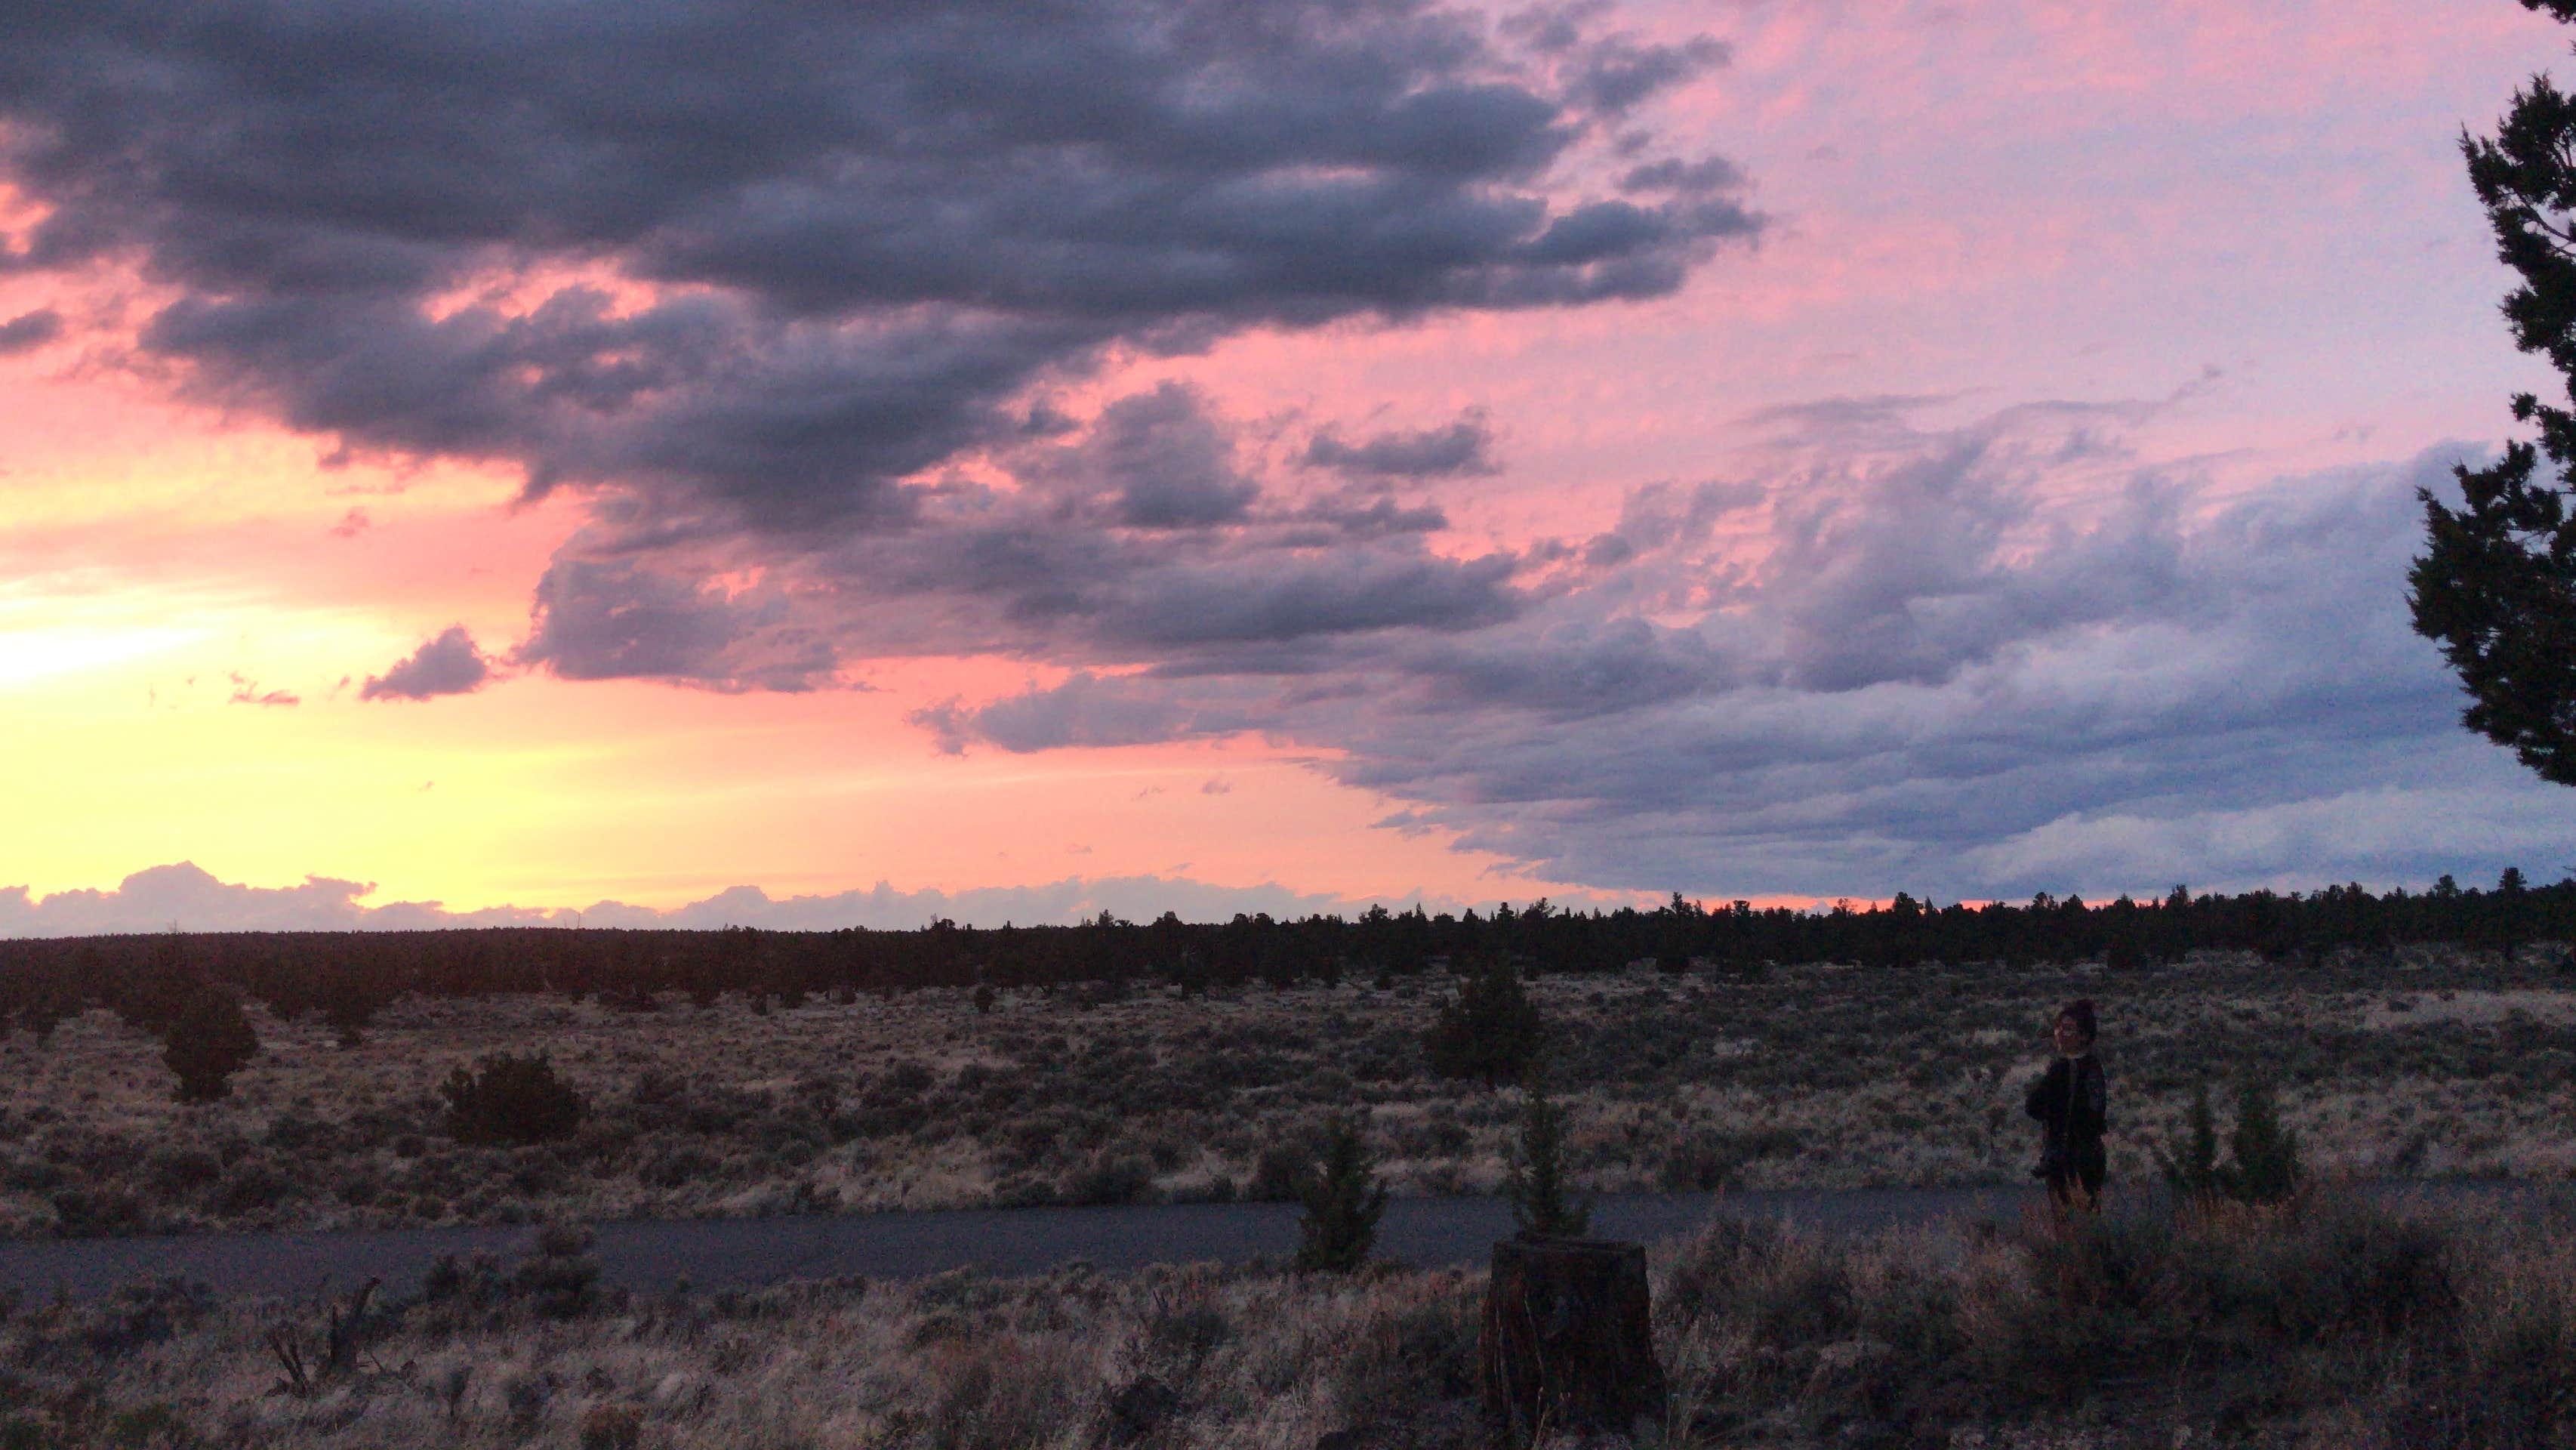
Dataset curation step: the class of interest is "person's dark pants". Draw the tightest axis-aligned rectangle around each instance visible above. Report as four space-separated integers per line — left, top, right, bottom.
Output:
2047 1146 2105 1211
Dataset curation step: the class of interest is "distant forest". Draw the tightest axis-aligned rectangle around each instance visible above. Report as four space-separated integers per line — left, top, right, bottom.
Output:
0 873 2567 1034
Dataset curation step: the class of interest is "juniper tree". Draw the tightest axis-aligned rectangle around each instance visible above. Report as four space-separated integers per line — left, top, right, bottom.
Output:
1505 1071 1591 1238
164 983 260 1103
1293 1115 1387 1273
442 1053 587 1146
1424 955 1544 1087
2413 0 2576 785
2222 1079 2303 1205
2155 1083 2225 1202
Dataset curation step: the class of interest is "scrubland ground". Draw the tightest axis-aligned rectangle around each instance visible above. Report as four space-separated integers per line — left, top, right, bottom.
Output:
4 946 2571 1238
26 1190 2576 1448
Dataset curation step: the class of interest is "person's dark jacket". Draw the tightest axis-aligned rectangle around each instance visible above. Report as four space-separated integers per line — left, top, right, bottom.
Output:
2024 1054 2108 1173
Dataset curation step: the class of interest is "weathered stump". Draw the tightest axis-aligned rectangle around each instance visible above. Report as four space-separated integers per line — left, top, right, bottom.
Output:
1478 1232 1665 1447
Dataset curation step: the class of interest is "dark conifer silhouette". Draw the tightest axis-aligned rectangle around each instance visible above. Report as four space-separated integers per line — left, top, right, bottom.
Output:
1504 1071 1590 1238
164 983 260 1103
2224 1079 2303 1205
441 1053 587 1146
2414 5 2576 784
1425 957 1544 1087
2156 1082 2226 1202
1293 1115 1386 1273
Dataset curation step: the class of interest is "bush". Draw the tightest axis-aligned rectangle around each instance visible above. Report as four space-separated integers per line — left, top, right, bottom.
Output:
1423 958 1543 1087
1060 1152 1156 1206
440 1054 586 1146
162 985 258 1103
1246 1142 1307 1202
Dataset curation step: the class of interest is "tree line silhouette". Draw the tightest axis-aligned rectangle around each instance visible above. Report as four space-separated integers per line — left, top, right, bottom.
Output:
0 872 2564 1041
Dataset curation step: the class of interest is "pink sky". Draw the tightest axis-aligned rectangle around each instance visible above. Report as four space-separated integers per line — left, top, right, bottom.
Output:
2 0 2569 932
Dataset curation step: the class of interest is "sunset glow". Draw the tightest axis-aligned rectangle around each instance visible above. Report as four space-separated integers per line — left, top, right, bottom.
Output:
4 0 2569 933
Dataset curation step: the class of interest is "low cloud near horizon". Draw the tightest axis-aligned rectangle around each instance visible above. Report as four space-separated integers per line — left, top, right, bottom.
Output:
0 862 1478 939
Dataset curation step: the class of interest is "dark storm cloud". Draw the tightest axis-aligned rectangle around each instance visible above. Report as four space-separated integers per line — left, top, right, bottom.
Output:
1300 412 1499 477
1619 156 1747 196
1305 437 2512 898
1015 383 1259 529
1104 550 1520 646
1566 35 1730 116
0 0 1755 537
516 559 843 692
911 673 1225 754
0 309 60 354
907 385 2546 898
360 626 493 702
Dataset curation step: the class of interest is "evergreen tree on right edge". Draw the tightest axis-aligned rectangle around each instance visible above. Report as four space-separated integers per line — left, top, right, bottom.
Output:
2412 0 2576 786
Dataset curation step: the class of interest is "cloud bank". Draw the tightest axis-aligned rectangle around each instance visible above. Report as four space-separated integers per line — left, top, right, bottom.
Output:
0 863 1464 939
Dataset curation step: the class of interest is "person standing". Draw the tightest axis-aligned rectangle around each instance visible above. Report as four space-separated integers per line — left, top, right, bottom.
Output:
2025 998 2107 1212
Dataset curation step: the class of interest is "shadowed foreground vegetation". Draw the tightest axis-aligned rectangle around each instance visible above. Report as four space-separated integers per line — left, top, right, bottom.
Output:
26 1190 2576 1448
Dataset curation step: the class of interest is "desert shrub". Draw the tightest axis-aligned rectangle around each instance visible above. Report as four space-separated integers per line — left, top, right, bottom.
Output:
161 984 258 1103
70 1279 214 1362
502 1369 551 1430
1423 958 1543 1086
1139 1289 1231 1370
104 1401 196 1448
1246 1142 1308 1202
416 1227 603 1328
2388 1296 2576 1448
1333 1278 1482 1417
213 1159 294 1217
578 1404 643 1450
49 1186 145 1236
1294 1115 1386 1274
513 1224 602 1319
440 1053 586 1146
636 1145 720 1190
144 1147 220 1198
923 1335 1091 1450
1060 1152 1157 1206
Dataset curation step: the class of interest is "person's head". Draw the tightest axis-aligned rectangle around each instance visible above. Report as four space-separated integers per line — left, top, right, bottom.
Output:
2053 998 2097 1057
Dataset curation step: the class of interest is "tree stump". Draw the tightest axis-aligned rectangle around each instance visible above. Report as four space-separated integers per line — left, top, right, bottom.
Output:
1478 1232 1665 1447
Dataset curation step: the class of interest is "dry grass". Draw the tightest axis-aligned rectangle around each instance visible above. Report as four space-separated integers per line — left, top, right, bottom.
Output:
4 945 2570 1237
24 1190 2576 1448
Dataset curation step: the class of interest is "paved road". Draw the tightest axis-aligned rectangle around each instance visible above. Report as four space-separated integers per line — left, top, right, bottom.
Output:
1 1180 2560 1302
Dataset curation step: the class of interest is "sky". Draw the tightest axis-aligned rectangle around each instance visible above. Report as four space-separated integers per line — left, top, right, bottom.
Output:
3 0 2572 935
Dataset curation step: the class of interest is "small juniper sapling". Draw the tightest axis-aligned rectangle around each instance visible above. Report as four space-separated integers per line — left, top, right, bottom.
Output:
1294 1115 1387 1273
2223 1078 2303 1205
2155 1082 2224 1202
1505 1069 1590 1238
